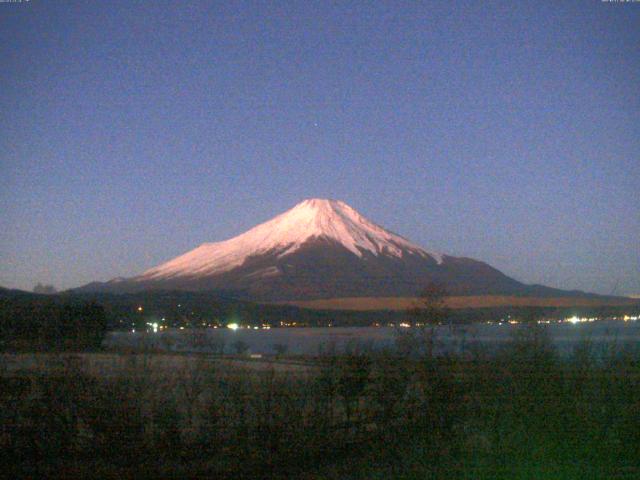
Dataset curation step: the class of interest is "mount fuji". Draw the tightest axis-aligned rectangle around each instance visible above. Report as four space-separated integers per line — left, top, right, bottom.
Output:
77 199 568 300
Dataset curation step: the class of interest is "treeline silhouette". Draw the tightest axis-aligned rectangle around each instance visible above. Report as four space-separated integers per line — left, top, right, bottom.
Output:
0 292 107 351
1 288 638 335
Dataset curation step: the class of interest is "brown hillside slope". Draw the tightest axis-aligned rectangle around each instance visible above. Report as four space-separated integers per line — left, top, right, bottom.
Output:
279 295 639 311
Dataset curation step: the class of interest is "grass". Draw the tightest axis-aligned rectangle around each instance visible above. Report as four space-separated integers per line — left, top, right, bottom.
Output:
279 295 640 311
1 326 639 479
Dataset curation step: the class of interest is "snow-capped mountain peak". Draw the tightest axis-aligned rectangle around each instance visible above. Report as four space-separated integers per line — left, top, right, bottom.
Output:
139 198 443 281
76 198 535 300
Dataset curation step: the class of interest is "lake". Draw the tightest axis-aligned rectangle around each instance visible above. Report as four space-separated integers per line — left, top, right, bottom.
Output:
105 320 640 357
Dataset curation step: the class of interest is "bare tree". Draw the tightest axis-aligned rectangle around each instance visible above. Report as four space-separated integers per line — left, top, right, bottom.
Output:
273 343 288 357
409 282 449 327
402 282 450 358
210 336 226 355
336 354 371 424
232 340 249 355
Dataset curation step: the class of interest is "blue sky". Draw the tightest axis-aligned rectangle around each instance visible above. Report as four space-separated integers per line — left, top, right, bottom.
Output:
1 1 638 295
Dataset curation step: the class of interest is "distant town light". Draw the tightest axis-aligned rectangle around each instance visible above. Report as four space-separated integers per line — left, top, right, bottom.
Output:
567 316 580 324
227 323 239 331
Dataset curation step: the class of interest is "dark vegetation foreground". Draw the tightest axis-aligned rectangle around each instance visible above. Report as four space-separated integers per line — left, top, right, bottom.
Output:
1 325 639 480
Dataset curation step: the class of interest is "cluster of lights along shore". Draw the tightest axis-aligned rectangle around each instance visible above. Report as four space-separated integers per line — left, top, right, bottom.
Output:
125 304 639 333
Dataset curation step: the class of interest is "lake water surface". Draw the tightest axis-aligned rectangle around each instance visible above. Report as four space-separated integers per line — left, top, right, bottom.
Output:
105 320 640 357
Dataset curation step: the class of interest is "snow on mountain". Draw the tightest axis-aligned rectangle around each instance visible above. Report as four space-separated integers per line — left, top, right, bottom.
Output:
74 198 596 301
139 199 443 281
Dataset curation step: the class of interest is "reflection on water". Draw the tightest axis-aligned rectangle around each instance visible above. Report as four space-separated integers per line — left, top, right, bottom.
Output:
105 320 640 357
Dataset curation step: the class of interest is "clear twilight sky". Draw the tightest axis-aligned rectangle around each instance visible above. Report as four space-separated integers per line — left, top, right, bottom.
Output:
1 1 638 295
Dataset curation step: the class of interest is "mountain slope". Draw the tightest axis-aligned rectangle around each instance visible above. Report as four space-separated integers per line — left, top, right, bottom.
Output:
76 199 578 300
140 199 443 281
